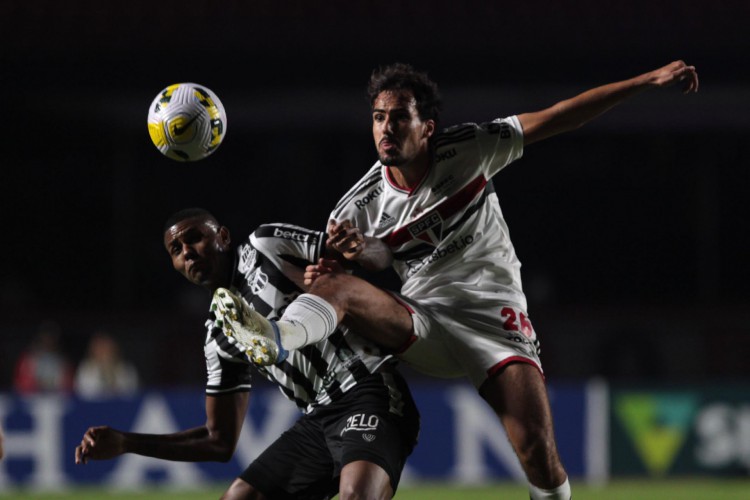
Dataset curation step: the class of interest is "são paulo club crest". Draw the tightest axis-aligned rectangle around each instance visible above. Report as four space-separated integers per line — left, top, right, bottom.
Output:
407 210 443 247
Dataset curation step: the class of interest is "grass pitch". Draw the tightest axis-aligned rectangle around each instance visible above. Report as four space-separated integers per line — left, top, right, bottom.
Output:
4 479 749 499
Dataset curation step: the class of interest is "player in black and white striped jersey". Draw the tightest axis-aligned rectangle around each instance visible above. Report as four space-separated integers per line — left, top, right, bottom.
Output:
75 208 419 500
210 222 400 413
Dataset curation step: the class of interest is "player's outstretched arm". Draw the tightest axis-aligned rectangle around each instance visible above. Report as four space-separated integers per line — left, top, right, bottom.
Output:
326 219 393 271
75 392 248 464
518 60 699 146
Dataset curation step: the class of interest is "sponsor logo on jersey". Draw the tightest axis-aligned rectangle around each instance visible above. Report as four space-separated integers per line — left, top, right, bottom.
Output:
404 233 476 277
238 244 257 275
355 185 384 210
407 210 443 246
340 413 380 436
435 147 457 163
362 433 376 442
430 174 456 196
378 211 397 228
273 227 314 243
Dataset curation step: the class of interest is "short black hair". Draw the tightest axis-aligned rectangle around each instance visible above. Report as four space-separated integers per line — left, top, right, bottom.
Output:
367 63 442 125
163 207 218 233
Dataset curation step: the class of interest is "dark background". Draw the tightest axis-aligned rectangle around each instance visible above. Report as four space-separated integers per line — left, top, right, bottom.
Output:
1 0 748 388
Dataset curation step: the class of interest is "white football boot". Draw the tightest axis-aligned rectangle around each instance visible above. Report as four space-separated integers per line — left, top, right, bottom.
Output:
211 287 288 366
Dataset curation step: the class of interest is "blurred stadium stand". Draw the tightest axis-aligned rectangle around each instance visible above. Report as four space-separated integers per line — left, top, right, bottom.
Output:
1 0 748 389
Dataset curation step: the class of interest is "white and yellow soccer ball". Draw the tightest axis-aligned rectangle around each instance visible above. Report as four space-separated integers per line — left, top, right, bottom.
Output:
147 83 227 161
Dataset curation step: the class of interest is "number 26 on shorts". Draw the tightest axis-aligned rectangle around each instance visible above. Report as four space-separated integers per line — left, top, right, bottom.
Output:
500 307 534 338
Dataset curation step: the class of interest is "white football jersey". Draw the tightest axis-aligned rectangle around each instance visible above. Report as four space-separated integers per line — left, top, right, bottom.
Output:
330 116 527 310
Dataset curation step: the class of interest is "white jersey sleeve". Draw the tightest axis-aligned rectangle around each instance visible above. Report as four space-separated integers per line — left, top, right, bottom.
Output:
469 115 524 178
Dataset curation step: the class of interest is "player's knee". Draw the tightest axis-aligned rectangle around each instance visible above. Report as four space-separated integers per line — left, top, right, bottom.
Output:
338 461 393 500
309 272 357 305
221 478 265 500
338 482 392 500
309 271 342 293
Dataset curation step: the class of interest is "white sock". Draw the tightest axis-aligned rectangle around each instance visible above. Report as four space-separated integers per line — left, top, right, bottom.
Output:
277 294 338 350
529 477 571 500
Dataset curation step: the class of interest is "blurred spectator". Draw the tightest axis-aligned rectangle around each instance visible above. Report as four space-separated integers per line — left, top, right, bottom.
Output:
74 331 139 399
13 321 74 394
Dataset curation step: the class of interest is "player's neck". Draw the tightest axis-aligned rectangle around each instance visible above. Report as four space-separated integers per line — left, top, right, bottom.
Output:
387 155 431 190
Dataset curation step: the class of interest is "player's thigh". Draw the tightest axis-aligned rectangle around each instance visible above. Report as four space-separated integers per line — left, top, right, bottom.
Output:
322 273 413 350
339 460 393 500
239 416 336 499
328 374 419 496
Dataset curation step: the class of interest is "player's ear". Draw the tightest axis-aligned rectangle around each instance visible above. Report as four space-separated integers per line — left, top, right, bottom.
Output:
218 226 231 249
423 119 436 139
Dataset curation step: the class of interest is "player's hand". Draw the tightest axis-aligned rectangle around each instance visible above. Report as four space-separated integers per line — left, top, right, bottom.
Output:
326 219 365 261
75 426 125 464
648 60 699 93
304 258 345 286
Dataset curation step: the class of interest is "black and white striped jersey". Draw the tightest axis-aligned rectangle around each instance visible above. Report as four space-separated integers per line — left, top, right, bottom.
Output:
204 223 394 414
330 116 528 311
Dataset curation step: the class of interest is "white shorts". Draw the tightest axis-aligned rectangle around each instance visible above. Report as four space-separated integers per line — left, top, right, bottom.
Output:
392 294 543 388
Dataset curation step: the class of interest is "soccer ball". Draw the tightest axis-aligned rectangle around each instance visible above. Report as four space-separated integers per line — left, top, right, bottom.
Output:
147 83 227 161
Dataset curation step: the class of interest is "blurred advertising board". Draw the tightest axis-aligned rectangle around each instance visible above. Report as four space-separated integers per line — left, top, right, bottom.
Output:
610 384 750 477
0 380 590 489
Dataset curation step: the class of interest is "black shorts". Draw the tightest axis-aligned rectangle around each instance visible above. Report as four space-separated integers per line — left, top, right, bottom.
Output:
240 369 419 500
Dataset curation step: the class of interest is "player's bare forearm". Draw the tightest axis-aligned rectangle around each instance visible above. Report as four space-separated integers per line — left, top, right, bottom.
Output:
123 426 240 462
75 425 233 464
519 60 699 145
76 393 247 464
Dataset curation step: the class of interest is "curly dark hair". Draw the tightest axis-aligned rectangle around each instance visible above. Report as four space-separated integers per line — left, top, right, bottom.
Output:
367 63 442 125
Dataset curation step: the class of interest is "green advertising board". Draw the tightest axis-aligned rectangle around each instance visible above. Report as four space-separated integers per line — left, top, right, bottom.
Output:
611 385 750 476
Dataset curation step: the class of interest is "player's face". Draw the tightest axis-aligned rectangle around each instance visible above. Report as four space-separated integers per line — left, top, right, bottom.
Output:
164 217 230 289
372 90 434 167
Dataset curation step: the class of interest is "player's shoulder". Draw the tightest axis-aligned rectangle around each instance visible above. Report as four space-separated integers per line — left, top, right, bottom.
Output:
433 121 479 149
435 117 518 147
331 162 384 215
250 223 323 253
252 223 322 240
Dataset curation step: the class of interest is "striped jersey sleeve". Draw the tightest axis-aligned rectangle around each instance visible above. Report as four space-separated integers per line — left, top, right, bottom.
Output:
204 319 254 395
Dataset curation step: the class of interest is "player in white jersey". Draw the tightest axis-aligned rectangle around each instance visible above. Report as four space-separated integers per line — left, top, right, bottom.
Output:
219 61 699 500
327 114 536 383
75 209 419 500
